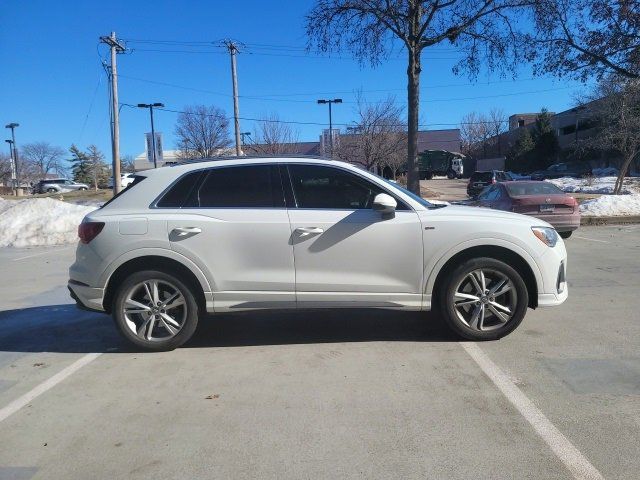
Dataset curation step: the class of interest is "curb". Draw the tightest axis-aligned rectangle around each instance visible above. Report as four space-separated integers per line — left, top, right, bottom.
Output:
581 215 640 226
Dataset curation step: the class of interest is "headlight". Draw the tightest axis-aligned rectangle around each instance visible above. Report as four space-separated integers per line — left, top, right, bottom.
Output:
531 226 559 247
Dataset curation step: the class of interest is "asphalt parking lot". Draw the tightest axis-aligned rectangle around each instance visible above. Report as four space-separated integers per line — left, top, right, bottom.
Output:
0 226 639 479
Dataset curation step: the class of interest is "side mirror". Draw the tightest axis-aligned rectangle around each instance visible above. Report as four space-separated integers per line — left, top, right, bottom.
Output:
372 193 397 214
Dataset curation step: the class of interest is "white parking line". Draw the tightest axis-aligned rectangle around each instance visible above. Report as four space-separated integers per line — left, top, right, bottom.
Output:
12 246 73 261
573 235 610 244
0 353 101 423
460 342 604 480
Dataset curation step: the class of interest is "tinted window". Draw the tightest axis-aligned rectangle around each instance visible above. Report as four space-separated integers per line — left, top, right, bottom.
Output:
471 172 492 182
505 182 565 196
188 165 283 208
157 171 202 208
289 164 398 210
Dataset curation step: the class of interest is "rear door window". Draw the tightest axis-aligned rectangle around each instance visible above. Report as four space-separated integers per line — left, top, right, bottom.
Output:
186 165 284 208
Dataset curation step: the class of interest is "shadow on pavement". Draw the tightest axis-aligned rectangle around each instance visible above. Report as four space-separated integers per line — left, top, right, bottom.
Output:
0 304 457 354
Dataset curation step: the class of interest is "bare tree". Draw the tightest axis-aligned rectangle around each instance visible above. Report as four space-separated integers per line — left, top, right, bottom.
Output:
120 155 136 173
175 105 232 159
86 145 108 191
528 1 640 81
460 112 491 157
487 108 507 155
336 95 406 175
248 113 300 155
583 77 640 194
306 0 529 194
21 142 66 178
0 152 12 185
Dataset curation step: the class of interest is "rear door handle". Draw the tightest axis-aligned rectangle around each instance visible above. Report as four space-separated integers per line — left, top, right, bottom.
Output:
171 227 202 237
295 227 324 237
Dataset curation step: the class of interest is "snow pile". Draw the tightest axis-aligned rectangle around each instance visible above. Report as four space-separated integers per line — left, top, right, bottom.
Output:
548 176 639 194
579 194 640 216
0 198 96 247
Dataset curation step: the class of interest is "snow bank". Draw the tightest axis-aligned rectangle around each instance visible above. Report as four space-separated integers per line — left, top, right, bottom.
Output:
0 198 96 248
548 176 640 194
579 194 640 216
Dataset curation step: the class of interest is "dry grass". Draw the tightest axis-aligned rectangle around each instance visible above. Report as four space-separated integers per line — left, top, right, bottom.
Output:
0 188 113 204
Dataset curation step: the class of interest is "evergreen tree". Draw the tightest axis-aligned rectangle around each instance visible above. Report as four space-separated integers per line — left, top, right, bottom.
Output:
506 128 535 172
69 144 91 184
532 109 560 169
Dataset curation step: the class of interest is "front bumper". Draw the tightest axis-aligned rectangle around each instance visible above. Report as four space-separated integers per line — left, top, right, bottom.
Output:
68 280 105 312
535 243 568 307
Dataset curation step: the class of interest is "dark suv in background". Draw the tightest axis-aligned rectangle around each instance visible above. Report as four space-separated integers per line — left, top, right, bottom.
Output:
467 170 513 198
530 162 592 180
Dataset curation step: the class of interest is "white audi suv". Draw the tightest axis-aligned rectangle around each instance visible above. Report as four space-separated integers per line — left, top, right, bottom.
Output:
68 157 568 351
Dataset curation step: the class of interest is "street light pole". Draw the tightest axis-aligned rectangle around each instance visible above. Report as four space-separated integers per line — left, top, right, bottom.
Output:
317 99 342 157
5 139 16 194
5 123 19 190
137 103 164 168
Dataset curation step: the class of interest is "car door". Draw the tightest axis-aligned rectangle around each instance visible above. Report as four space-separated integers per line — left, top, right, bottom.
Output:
164 164 295 311
284 163 424 309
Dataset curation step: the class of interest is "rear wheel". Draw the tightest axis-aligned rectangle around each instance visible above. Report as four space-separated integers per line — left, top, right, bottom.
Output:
47 188 56 193
79 187 88 191
112 270 199 351
439 258 528 340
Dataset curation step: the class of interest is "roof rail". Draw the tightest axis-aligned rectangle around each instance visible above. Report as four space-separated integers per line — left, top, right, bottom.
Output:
169 154 333 166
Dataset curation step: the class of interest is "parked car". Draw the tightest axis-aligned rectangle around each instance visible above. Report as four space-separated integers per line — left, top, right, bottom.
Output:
530 162 592 180
69 157 568 351
467 170 513 198
108 172 136 189
474 181 579 238
35 178 89 194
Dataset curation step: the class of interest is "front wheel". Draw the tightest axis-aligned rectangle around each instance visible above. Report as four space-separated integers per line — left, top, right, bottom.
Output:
79 187 88 191
112 270 199 351
559 231 573 239
439 258 529 340
447 170 456 179
47 188 57 193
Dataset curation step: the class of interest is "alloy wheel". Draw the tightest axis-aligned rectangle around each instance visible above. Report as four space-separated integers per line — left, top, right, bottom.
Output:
122 279 187 342
452 268 517 332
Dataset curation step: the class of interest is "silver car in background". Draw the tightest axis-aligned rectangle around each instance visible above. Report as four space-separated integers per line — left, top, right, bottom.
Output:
36 178 89 193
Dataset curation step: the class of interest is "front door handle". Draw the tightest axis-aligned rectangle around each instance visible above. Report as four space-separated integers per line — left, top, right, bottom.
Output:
171 227 202 237
295 227 324 237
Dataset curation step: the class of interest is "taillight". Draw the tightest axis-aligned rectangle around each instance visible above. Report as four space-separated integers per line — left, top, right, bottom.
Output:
78 222 105 244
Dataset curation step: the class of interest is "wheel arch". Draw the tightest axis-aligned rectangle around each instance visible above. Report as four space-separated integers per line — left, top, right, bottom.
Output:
427 243 541 309
102 254 210 314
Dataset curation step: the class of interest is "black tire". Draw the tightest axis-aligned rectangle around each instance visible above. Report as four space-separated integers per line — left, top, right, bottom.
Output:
438 257 529 341
447 170 455 179
112 270 200 351
559 231 573 239
79 187 88 191
47 188 57 193
425 172 434 180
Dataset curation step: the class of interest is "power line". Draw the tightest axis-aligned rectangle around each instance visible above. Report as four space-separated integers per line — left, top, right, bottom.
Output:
120 102 514 128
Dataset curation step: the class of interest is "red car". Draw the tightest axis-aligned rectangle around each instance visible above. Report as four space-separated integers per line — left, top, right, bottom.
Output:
475 181 580 238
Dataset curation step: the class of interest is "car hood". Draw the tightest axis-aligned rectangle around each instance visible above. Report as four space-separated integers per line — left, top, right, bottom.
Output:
422 204 552 227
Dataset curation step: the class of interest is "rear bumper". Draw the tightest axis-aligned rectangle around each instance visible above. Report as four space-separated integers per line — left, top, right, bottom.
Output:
68 281 105 312
534 213 581 232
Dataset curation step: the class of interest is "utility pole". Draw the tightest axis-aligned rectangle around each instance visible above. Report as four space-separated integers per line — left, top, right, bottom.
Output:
100 32 125 194
223 40 242 156
137 103 164 168
4 139 16 195
5 123 19 192
317 99 342 157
